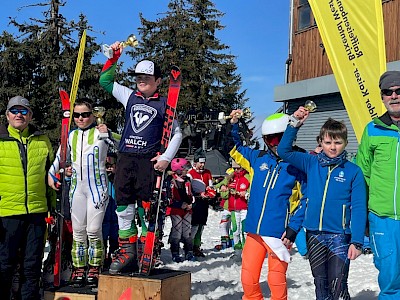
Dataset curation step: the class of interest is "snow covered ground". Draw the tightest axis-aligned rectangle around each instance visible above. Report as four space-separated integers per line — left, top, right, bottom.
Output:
159 209 380 300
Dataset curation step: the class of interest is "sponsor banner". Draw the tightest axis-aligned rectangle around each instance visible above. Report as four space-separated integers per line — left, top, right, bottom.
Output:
309 0 386 141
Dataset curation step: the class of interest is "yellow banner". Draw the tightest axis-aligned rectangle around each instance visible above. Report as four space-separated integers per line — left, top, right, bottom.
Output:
309 0 386 142
69 29 87 126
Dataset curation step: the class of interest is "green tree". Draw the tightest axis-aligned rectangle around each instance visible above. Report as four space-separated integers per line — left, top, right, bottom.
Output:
133 0 247 113
130 0 251 156
0 0 126 145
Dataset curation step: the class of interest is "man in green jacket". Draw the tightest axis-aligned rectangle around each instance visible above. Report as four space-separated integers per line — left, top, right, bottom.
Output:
357 71 400 299
0 96 55 300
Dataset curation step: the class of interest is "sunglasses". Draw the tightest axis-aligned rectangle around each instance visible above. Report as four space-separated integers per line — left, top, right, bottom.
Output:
9 108 29 115
381 88 400 97
73 111 92 118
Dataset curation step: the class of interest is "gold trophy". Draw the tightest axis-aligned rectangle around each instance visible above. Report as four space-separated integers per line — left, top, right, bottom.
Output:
93 106 108 139
289 100 317 127
304 100 317 112
218 108 252 125
102 34 139 59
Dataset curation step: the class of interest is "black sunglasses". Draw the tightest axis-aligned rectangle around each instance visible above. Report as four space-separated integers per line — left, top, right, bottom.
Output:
9 108 29 115
73 111 92 118
381 88 400 97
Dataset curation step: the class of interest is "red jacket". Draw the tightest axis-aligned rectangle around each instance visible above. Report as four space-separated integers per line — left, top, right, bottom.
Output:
169 175 193 217
227 169 250 211
187 168 213 195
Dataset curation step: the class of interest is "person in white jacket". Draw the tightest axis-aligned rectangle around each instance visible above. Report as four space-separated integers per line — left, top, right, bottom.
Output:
49 98 114 287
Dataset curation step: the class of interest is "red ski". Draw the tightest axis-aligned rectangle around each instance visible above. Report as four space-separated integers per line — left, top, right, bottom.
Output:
53 89 71 286
139 66 182 275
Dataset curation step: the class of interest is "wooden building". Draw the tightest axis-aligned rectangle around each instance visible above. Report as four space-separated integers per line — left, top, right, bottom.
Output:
274 0 400 154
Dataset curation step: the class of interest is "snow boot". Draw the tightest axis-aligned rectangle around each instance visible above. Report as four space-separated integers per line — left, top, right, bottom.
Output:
172 252 183 263
70 267 86 287
185 251 195 262
86 265 100 287
193 246 205 257
109 237 138 275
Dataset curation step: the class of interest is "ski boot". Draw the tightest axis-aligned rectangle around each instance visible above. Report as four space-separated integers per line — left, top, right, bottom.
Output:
109 237 138 275
137 236 146 261
87 265 100 287
70 267 86 287
193 246 205 257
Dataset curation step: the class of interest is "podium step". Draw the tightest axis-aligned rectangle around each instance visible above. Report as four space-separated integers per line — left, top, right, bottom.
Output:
44 285 97 300
98 269 191 300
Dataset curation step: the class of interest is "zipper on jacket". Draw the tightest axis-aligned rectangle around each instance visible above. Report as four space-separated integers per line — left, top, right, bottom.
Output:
271 167 281 189
263 166 271 187
22 141 29 213
394 139 399 219
342 204 346 230
80 132 84 181
319 165 338 230
257 165 278 233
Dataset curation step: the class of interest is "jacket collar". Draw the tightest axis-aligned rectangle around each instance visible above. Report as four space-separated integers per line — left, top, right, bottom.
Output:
378 112 394 126
135 91 160 100
375 112 400 130
0 123 43 139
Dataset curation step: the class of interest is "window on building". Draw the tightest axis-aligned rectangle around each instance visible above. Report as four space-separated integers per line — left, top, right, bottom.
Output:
297 0 315 31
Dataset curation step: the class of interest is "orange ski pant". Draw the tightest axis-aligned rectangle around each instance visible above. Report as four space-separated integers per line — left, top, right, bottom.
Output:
241 233 288 300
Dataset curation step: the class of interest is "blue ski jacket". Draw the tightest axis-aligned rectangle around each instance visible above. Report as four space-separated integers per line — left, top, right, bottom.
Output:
277 125 367 245
229 123 307 239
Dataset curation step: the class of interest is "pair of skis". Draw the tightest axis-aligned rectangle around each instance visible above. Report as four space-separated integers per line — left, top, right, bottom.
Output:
139 66 182 275
50 30 86 287
44 90 71 287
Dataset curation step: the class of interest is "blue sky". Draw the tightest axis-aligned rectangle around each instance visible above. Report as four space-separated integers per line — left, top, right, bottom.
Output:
1 0 290 139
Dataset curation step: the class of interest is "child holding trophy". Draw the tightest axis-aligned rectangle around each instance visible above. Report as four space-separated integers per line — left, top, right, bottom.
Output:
277 105 367 300
48 98 115 287
99 40 182 274
229 109 307 300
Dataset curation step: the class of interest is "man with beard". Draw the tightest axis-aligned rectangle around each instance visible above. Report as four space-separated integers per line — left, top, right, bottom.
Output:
188 148 215 257
357 70 400 299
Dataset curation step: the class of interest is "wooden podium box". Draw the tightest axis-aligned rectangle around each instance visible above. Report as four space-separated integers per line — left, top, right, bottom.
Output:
44 285 97 300
97 269 191 300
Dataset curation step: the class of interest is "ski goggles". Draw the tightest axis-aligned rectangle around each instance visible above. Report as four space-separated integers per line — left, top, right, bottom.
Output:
73 111 92 118
9 108 29 115
264 132 283 147
381 88 400 96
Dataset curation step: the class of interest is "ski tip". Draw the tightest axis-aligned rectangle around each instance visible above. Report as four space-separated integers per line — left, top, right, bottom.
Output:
170 66 181 81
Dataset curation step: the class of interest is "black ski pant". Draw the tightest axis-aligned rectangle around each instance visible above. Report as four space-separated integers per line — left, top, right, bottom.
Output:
306 231 351 300
0 213 46 300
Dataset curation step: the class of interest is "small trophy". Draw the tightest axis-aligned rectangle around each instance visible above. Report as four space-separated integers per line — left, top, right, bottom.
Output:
304 100 317 112
289 100 317 127
102 34 139 59
93 106 109 140
218 108 252 125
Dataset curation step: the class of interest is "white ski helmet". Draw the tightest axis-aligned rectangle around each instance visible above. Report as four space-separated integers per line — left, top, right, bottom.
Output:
261 113 289 136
